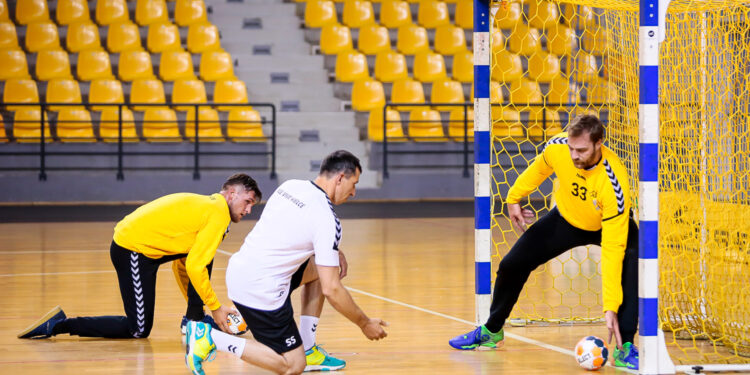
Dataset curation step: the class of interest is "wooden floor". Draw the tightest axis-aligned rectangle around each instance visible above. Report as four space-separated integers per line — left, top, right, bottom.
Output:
0 218 635 374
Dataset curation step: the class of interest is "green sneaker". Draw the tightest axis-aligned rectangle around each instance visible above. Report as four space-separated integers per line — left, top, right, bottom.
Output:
614 342 639 370
448 325 504 350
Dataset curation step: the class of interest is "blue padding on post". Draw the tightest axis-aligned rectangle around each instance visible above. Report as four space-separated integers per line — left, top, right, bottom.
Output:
475 261 492 294
639 297 658 336
474 131 490 164
639 221 658 259
639 66 659 104
473 0 490 32
639 0 659 26
474 66 490 99
639 143 658 181
475 196 491 230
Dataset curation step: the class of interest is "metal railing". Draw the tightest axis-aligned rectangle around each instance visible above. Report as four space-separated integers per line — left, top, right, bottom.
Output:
381 101 606 178
0 102 277 181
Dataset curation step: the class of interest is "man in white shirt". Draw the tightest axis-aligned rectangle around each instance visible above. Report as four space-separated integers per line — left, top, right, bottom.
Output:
185 150 388 375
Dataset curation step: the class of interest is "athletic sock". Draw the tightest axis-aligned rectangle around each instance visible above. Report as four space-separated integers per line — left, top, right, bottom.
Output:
210 329 246 358
300 315 319 351
51 319 70 335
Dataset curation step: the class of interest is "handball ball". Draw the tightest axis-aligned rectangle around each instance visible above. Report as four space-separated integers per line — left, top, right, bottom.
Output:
227 313 247 335
575 336 609 370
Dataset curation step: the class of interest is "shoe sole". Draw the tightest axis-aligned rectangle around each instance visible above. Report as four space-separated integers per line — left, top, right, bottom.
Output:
304 364 346 371
451 340 504 351
17 305 63 339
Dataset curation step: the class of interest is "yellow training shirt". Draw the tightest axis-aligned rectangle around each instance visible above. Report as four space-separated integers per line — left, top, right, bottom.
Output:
113 193 230 310
506 133 632 313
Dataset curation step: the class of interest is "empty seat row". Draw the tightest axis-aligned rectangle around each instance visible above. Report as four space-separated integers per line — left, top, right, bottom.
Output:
7 0 208 27
0 21 221 54
3 78 251 112
305 0 473 29
0 49 235 81
320 23 468 56
336 49 470 84
4 106 265 142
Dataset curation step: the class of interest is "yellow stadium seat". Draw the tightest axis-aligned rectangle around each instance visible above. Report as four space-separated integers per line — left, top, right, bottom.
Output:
509 79 543 105
36 50 72 80
0 22 19 51
57 108 95 142
434 24 466 55
213 79 248 111
25 22 61 52
528 108 561 138
174 0 207 27
66 22 102 52
494 1 521 30
451 50 473 83
548 24 576 56
574 52 599 83
142 108 181 141
3 79 38 111
107 22 142 52
305 0 337 28
413 51 446 83
13 109 51 142
16 0 49 25
490 28 504 55
185 107 223 142
408 108 445 141
119 50 154 81
430 79 464 111
0 0 8 22
528 1 559 29
88 79 124 110
45 79 83 111
583 28 608 55
157 51 195 81
187 23 221 53
492 107 523 139
489 80 503 106
546 75 578 110
396 24 429 55
77 51 113 80
374 50 407 83
96 0 129 26
391 78 425 110
99 107 138 142
147 22 183 53
334 50 368 82
379 0 410 28
135 0 168 26
528 52 560 83
342 0 374 28
417 0 449 28
351 78 384 112
562 4 597 28
57 0 90 25
172 79 207 111
357 24 389 55
448 107 473 141
320 24 352 55
455 0 472 29
227 108 265 142
129 79 166 110
0 113 6 142
508 24 541 56
491 50 522 83
367 108 404 141
200 51 235 81
588 78 617 104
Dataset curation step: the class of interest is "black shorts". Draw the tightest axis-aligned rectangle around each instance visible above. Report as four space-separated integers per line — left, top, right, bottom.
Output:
233 258 311 354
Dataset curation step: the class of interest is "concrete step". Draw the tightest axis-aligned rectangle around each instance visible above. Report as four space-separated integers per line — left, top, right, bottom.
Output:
234 54 324 71
247 82 335 101
236 70 329 85
247 98 342 112
222 40 310 55
208 2 298 17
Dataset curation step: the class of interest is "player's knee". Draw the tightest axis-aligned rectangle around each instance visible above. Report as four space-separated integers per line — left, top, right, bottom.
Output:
281 361 305 375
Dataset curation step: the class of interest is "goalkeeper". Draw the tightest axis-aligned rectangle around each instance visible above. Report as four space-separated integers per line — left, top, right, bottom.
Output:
449 115 639 370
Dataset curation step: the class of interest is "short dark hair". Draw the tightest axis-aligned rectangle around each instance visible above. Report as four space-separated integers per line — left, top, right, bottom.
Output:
568 114 605 143
319 150 362 177
222 173 262 201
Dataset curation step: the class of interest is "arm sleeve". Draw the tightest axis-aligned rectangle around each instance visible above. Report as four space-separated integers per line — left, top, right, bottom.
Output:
600 175 630 313
172 258 189 302
185 213 226 311
312 207 341 267
506 151 555 204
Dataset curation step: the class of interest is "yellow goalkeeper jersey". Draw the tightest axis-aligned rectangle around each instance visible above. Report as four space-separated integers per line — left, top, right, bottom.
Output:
506 133 632 313
113 192 230 310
